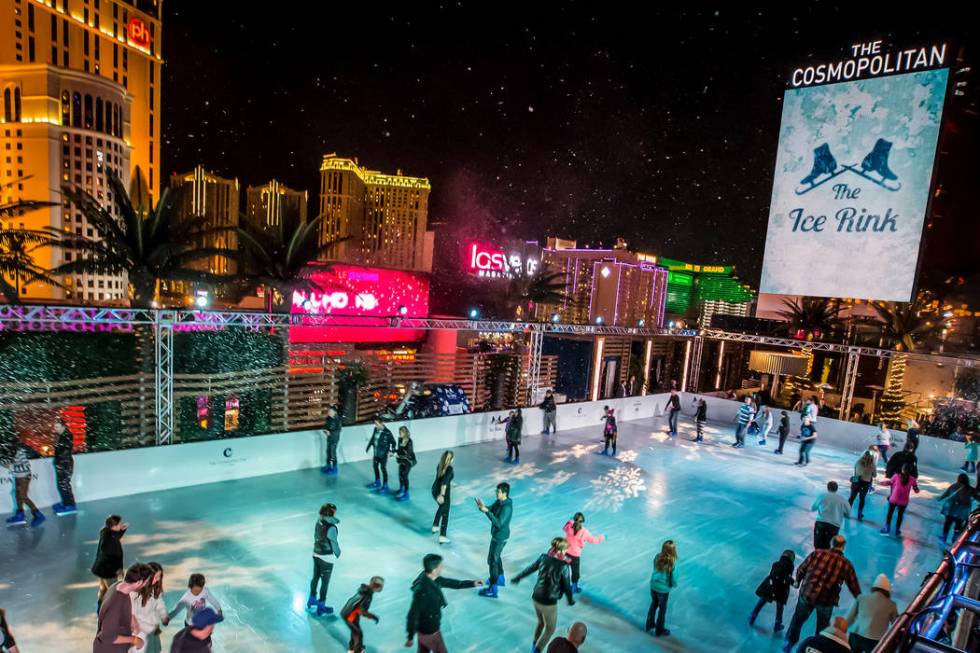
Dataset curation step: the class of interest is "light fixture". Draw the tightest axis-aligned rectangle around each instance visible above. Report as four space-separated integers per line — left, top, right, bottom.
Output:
637 319 645 327
468 308 479 319
600 266 611 278
595 316 604 325
194 291 209 308
398 305 408 316
668 320 675 328
550 313 560 323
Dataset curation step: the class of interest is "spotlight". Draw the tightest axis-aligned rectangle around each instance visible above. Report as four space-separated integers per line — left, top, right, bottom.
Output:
668 320 675 329
398 305 408 316
194 291 209 308
550 313 560 323
595 316 604 325
637 319 646 327
468 308 480 319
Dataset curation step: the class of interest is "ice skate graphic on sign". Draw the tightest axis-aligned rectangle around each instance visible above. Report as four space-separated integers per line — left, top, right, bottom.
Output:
795 143 845 195
841 138 902 191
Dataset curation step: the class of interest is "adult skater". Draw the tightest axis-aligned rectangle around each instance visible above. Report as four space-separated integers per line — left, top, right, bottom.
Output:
845 574 898 653
904 419 920 452
132 562 168 653
646 539 679 637
885 442 918 479
321 406 342 475
512 537 576 653
395 426 418 501
756 405 774 446
340 576 383 653
733 396 753 448
540 390 558 435
0 608 20 653
475 482 513 598
506 408 524 464
749 549 795 633
431 451 454 544
169 608 222 653
694 398 707 442
562 512 605 593
91 515 128 611
879 464 919 537
782 535 861 652
664 389 681 437
795 416 818 466
365 418 395 493
93 562 150 653
876 422 891 466
2 438 44 527
937 473 977 544
774 410 791 455
601 407 617 456
307 503 341 616
405 553 482 653
52 415 78 515
546 623 587 653
848 450 877 521
811 481 850 549
796 616 851 653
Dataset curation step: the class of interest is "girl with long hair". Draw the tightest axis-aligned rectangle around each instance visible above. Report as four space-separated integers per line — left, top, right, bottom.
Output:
562 512 605 593
848 449 877 520
132 562 168 653
646 540 678 637
937 473 977 544
880 464 919 537
512 537 575 653
91 515 128 610
431 451 455 543
394 426 417 502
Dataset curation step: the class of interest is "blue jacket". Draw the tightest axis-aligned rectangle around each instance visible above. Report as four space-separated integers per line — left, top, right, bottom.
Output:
649 555 678 593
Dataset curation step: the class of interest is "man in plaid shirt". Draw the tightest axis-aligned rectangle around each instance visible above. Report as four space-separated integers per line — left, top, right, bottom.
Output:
782 535 861 652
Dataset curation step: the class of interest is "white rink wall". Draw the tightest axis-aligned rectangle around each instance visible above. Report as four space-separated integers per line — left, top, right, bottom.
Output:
1 393 671 512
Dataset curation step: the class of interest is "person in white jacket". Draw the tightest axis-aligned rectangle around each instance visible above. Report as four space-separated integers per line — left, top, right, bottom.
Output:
130 562 168 653
168 573 223 626
756 406 774 446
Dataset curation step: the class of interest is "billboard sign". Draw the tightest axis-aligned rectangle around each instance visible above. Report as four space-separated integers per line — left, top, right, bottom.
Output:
465 241 540 280
759 41 949 301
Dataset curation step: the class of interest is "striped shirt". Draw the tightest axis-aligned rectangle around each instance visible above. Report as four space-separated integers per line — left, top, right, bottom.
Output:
737 404 754 425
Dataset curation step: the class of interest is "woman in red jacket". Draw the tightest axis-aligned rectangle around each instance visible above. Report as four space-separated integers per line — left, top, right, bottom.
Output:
562 512 606 594
879 463 920 537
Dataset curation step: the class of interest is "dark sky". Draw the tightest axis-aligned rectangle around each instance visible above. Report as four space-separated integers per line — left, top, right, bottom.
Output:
161 2 977 288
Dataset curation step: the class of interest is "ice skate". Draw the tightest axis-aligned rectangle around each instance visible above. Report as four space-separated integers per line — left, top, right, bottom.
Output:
796 143 841 194
30 511 46 528
365 480 380 490
843 138 901 190
315 601 334 616
306 595 318 610
5 510 26 526
439 535 450 544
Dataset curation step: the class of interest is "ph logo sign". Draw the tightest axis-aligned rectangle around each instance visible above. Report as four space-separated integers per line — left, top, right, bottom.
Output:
127 18 151 48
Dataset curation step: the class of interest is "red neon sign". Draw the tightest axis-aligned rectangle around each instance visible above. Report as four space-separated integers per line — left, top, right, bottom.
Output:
127 18 151 48
468 242 507 272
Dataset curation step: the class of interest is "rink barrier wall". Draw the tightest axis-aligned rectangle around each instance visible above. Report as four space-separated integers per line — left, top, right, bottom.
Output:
686 394 965 473
1 393 672 512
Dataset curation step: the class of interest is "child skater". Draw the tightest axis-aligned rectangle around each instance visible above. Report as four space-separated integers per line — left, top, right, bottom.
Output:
962 434 979 474
748 549 796 633
394 426 417 501
601 407 618 456
646 540 678 637
506 408 524 464
562 512 605 593
694 398 707 443
774 410 790 455
168 573 223 626
91 515 127 612
340 576 384 653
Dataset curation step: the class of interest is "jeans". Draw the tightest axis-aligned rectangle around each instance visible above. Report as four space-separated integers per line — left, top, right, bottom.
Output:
943 515 965 540
848 479 871 516
668 410 679 434
543 411 557 434
417 631 448 653
55 455 76 507
14 476 38 514
433 501 450 537
398 463 411 493
532 600 558 650
346 619 365 653
813 521 839 550
784 597 833 646
488 538 507 584
326 436 339 467
776 431 788 453
373 457 389 485
646 590 670 633
735 422 748 445
878 444 890 464
849 632 878 653
885 503 907 530
568 554 581 584
507 442 520 459
310 557 334 602
750 597 785 626
797 441 814 465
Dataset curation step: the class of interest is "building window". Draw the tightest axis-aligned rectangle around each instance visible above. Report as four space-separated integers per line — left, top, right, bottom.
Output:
104 102 112 135
61 90 70 125
83 94 93 129
72 92 81 127
28 37 35 62
95 98 103 132
2 88 10 122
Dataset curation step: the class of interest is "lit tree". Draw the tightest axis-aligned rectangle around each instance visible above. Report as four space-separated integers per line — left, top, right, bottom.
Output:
776 297 843 341
871 301 937 427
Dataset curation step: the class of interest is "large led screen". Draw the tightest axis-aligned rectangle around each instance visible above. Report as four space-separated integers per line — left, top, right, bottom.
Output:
759 68 948 301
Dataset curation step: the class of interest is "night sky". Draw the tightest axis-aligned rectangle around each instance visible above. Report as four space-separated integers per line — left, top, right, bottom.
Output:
162 3 977 288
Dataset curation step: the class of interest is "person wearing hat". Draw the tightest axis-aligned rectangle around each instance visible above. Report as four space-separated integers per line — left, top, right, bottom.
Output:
170 607 222 653
795 616 852 653
845 574 898 653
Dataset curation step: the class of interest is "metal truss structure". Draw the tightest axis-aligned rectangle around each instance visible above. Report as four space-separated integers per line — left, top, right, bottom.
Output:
838 352 860 420
525 329 544 405
687 336 704 393
154 311 175 445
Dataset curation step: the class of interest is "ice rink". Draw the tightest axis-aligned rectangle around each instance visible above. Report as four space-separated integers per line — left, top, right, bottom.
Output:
0 410 955 652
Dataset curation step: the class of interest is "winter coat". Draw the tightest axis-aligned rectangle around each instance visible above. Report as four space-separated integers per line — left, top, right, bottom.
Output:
845 589 898 641
778 415 790 437
313 516 340 557
54 428 74 462
506 416 523 444
695 402 707 422
965 441 980 463
649 554 678 594
396 439 417 467
324 415 342 441
665 394 681 413
796 629 851 653
431 465 453 501
881 474 919 507
939 482 976 522
91 527 127 579
485 497 513 541
406 573 474 637
885 449 918 479
512 551 575 606
540 396 557 412
366 426 395 459
755 555 794 605
603 415 618 436
341 583 376 623
562 521 604 558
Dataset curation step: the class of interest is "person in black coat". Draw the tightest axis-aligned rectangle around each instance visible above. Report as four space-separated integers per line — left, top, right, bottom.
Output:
476 482 513 598
52 416 78 514
91 514 128 611
775 411 791 455
405 554 482 651
513 538 576 653
664 389 682 437
885 443 918 479
694 399 707 442
365 419 396 493
340 576 383 653
540 391 558 435
321 407 342 475
506 409 524 464
394 426 417 501
749 549 796 632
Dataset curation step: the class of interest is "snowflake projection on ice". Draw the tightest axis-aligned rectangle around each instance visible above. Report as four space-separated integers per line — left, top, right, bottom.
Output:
584 465 647 513
551 442 600 463
450 463 543 505
649 431 672 443
615 449 639 463
528 469 576 496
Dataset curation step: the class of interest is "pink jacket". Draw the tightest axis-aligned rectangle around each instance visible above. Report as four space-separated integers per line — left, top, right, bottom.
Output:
563 521 605 557
882 474 919 506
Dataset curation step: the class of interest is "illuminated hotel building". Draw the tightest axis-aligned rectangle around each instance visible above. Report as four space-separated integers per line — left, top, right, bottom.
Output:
170 165 238 276
318 153 433 272
245 179 307 233
660 257 755 327
0 0 162 302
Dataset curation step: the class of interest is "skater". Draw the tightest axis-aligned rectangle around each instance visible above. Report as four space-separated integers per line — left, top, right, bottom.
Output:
782 535 860 652
646 539 678 637
169 608 222 653
748 549 795 633
562 512 605 593
546 623 587 653
431 451 454 544
879 463 919 537
94 562 150 653
52 415 78 515
506 408 523 464
540 390 557 435
733 396 753 448
795 416 818 466
848 450 877 521
775 410 790 454
132 562 168 653
937 473 976 544
756 405 773 446
961 434 978 474
846 574 898 653
876 423 891 465
796 616 852 653
664 389 681 437
91 515 128 610
395 426 417 501
168 573 223 626
694 398 707 442
885 441 918 479
475 482 513 598
321 406 342 475
811 481 850 550
365 418 395 493
405 553 482 653
0 608 20 653
340 576 383 653
1 438 44 527
601 407 617 456
306 503 340 615
904 419 921 453
512 537 576 653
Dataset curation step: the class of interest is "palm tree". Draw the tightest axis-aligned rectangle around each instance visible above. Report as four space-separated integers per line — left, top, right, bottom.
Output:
52 168 235 308
870 301 937 426
776 297 843 341
500 266 568 320
0 183 59 302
